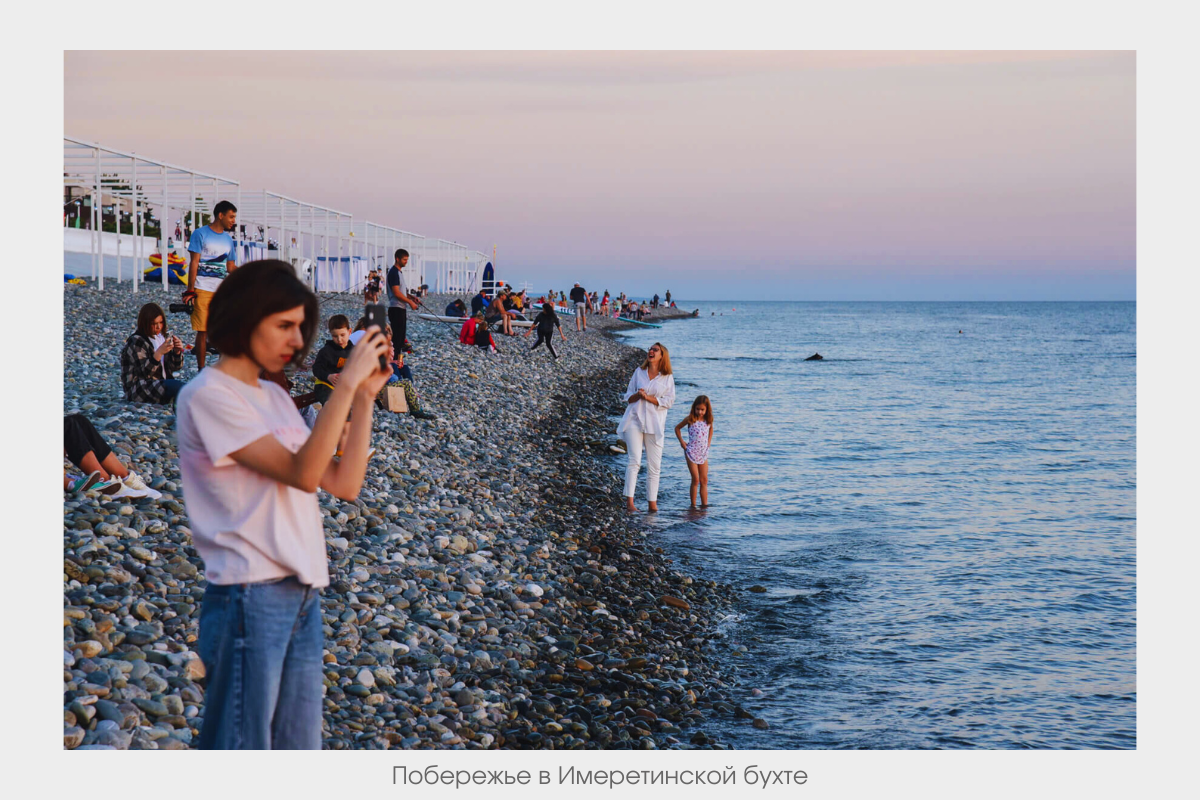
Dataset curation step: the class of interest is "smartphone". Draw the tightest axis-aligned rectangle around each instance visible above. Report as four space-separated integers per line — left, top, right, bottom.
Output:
364 304 389 370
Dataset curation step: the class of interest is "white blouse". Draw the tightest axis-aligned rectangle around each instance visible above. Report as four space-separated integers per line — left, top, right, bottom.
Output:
617 367 676 441
149 333 167 378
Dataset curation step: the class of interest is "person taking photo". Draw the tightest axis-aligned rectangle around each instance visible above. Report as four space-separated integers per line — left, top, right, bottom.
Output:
175 259 391 749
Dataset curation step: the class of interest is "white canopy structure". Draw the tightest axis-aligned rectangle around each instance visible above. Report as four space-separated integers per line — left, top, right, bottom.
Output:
65 135 494 296
424 239 481 294
358 223 427 291
64 136 239 292
233 191 359 290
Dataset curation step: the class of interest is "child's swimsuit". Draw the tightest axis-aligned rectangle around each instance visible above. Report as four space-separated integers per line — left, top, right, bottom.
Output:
686 420 710 465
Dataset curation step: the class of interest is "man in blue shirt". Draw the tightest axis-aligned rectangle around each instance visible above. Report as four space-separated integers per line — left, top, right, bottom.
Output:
184 200 238 369
470 289 489 317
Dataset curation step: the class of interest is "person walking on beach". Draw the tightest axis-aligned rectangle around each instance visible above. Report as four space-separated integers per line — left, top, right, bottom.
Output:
177 259 391 749
674 395 714 508
184 200 238 370
618 342 675 513
525 302 565 360
570 283 588 331
387 248 420 354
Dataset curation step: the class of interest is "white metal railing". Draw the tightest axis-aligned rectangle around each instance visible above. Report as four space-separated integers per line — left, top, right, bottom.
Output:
64 136 491 297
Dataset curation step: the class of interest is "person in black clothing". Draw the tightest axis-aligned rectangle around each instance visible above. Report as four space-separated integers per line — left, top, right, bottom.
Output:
524 302 565 359
474 319 496 352
311 315 354 405
445 298 467 318
387 249 420 354
569 283 588 331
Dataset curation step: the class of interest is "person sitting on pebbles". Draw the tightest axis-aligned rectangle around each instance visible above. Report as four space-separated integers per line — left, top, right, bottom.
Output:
349 318 435 419
485 288 516 336
383 325 435 420
311 314 354 406
121 302 186 405
475 318 498 352
458 312 480 345
64 413 160 499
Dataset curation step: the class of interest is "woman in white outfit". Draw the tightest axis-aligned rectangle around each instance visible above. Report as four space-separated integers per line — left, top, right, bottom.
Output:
617 342 676 512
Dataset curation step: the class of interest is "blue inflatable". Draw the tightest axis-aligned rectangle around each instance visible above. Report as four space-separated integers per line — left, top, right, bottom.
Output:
144 264 188 285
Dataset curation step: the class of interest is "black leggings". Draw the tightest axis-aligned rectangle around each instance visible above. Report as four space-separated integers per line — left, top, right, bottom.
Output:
388 305 407 348
530 330 557 358
64 414 111 469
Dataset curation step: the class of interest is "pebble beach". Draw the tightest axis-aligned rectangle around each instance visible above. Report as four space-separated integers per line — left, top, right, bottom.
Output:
62 284 750 750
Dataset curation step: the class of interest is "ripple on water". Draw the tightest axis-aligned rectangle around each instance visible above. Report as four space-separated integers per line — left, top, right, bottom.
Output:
615 301 1135 749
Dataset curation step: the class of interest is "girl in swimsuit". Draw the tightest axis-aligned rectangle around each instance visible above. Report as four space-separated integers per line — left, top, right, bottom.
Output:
674 394 714 508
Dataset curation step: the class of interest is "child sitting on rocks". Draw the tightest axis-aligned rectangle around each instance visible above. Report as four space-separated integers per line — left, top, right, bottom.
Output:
475 318 497 353
312 314 354 405
64 413 160 499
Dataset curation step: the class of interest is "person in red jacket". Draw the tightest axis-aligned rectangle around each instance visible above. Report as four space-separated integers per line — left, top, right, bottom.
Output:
460 313 480 345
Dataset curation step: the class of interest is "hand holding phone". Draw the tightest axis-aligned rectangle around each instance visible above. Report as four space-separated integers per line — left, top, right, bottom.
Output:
364 304 389 370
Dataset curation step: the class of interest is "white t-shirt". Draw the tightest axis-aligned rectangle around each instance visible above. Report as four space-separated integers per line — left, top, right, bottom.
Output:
149 333 167 378
176 367 329 587
617 367 676 441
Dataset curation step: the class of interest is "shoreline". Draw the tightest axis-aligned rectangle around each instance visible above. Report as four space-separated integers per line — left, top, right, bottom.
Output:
63 283 746 750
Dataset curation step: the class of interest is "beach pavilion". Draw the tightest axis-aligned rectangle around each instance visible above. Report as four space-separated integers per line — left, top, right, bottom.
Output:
65 135 496 297
63 136 239 292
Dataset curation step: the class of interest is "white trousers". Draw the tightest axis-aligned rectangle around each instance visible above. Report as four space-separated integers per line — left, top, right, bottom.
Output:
623 426 664 502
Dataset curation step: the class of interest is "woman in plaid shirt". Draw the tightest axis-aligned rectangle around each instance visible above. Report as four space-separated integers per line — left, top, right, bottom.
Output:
121 303 186 404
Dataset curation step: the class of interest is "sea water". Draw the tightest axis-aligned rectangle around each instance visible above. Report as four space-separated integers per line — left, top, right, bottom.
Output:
612 301 1135 749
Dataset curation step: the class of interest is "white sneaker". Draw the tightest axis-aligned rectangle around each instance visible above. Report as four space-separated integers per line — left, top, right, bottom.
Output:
113 472 161 500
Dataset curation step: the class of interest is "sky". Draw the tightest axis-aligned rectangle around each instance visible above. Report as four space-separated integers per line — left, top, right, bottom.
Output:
64 51 1135 300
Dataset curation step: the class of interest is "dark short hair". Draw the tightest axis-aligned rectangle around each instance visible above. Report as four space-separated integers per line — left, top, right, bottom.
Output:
207 259 318 367
395 248 409 261
213 200 237 216
328 314 350 332
136 303 167 337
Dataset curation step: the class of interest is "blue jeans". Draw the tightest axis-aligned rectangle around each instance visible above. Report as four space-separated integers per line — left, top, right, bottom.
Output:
197 576 324 749
162 378 185 403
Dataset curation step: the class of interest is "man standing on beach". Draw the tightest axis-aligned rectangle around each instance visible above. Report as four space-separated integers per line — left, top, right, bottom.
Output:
570 283 588 332
183 200 238 370
665 289 671 305
388 248 420 354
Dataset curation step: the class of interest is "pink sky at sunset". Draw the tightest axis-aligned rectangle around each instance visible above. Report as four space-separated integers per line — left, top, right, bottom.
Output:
65 51 1134 299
